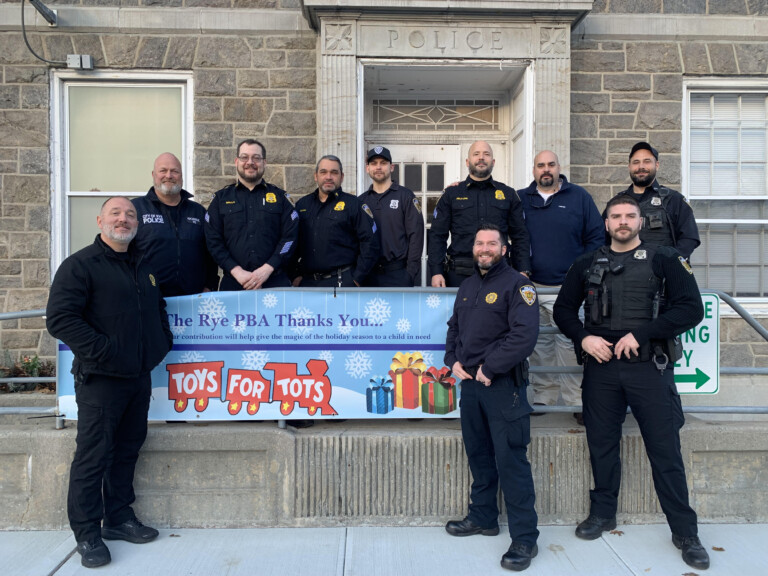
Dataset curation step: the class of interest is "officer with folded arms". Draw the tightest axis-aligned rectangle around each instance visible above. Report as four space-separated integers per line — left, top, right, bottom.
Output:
553 194 709 571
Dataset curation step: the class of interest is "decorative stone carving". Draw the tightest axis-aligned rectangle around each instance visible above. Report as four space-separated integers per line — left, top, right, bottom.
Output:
540 27 567 55
324 23 354 54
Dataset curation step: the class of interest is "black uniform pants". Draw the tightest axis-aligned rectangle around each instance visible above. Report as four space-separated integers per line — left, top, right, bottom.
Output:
459 377 539 546
68 372 152 542
582 357 698 537
366 267 414 287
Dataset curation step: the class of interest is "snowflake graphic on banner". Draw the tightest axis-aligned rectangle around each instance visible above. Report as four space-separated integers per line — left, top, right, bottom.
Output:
262 292 278 309
364 297 391 325
170 324 186 337
179 351 205 363
345 350 372 379
396 318 411 333
318 350 334 364
242 350 270 371
425 294 441 309
231 322 246 334
290 306 315 336
198 296 227 319
419 350 435 368
338 323 352 335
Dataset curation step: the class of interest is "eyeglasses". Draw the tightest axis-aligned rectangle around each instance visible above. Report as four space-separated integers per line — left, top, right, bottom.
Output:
237 155 264 163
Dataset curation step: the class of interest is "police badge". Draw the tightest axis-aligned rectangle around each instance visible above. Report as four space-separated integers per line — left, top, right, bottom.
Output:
651 197 662 206
520 285 537 306
495 190 506 200
390 199 399 209
634 250 647 259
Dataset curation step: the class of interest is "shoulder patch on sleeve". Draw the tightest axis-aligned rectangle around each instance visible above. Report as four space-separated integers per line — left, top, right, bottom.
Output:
362 203 374 219
413 197 422 214
519 284 537 306
678 256 693 274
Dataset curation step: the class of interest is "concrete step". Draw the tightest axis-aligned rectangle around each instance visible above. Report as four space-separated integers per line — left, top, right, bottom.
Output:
2 415 767 530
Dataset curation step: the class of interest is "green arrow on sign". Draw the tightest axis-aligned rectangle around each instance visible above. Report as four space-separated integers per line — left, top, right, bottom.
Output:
675 368 711 389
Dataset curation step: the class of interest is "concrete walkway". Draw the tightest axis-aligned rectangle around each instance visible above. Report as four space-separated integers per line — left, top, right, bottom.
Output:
3 523 766 576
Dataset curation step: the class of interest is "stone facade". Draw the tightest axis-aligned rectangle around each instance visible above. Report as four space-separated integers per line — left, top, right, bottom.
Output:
0 2 767 369
0 19 317 362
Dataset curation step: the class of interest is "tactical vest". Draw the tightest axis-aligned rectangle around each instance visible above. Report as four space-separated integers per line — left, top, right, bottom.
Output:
636 188 675 248
584 245 663 332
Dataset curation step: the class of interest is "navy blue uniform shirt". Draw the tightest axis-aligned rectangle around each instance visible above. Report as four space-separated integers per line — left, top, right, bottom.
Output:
519 175 604 286
445 258 539 380
294 188 381 285
132 188 219 297
204 180 298 280
358 182 424 280
428 176 531 276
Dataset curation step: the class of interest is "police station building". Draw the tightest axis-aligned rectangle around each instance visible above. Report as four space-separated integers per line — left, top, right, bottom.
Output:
0 0 767 368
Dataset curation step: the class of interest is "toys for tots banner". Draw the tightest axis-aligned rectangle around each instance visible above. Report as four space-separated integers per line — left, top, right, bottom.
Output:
57 290 461 421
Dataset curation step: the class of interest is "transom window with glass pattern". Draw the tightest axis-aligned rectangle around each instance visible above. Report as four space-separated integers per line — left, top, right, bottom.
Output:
686 91 768 297
372 99 499 131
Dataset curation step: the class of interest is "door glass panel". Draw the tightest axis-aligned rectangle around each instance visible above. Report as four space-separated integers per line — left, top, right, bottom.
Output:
404 164 422 192
427 165 445 192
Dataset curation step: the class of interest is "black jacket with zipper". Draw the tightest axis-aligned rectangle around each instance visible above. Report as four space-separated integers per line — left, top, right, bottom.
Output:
46 235 173 379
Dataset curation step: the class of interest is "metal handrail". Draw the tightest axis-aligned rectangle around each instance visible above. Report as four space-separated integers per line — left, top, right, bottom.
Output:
1 289 767 422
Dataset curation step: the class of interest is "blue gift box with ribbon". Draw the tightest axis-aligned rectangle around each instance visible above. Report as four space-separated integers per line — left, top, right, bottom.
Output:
366 377 395 414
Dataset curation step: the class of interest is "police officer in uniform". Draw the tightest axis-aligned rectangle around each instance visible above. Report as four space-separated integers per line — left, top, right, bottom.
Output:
428 140 531 287
132 153 219 296
608 142 700 259
359 146 424 287
553 195 710 571
292 155 380 287
445 224 539 572
205 139 298 290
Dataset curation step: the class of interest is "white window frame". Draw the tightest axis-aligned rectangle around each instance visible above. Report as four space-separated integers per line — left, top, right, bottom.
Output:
682 77 768 302
50 70 194 272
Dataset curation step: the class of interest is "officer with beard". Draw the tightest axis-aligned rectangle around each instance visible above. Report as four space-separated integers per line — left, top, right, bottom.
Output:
553 195 709 571
359 146 424 286
428 141 531 287
46 197 173 568
608 142 700 259
132 153 219 296
205 139 298 290
444 224 539 572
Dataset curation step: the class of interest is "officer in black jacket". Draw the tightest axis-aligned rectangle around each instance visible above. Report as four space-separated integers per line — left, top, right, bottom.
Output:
359 146 424 286
132 153 219 296
553 195 710 571
46 197 173 569
292 155 380 287
205 139 298 290
428 141 531 287
608 142 700 259
444 224 540 572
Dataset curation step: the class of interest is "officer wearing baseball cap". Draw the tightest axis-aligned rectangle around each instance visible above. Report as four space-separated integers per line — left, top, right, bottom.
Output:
359 146 424 286
607 142 700 259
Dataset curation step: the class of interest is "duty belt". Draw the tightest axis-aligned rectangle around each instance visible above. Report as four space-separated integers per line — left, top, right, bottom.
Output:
373 259 407 274
446 255 474 276
311 265 352 281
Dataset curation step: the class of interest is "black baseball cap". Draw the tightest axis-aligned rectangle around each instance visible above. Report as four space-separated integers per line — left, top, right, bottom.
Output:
366 146 392 163
629 141 659 161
